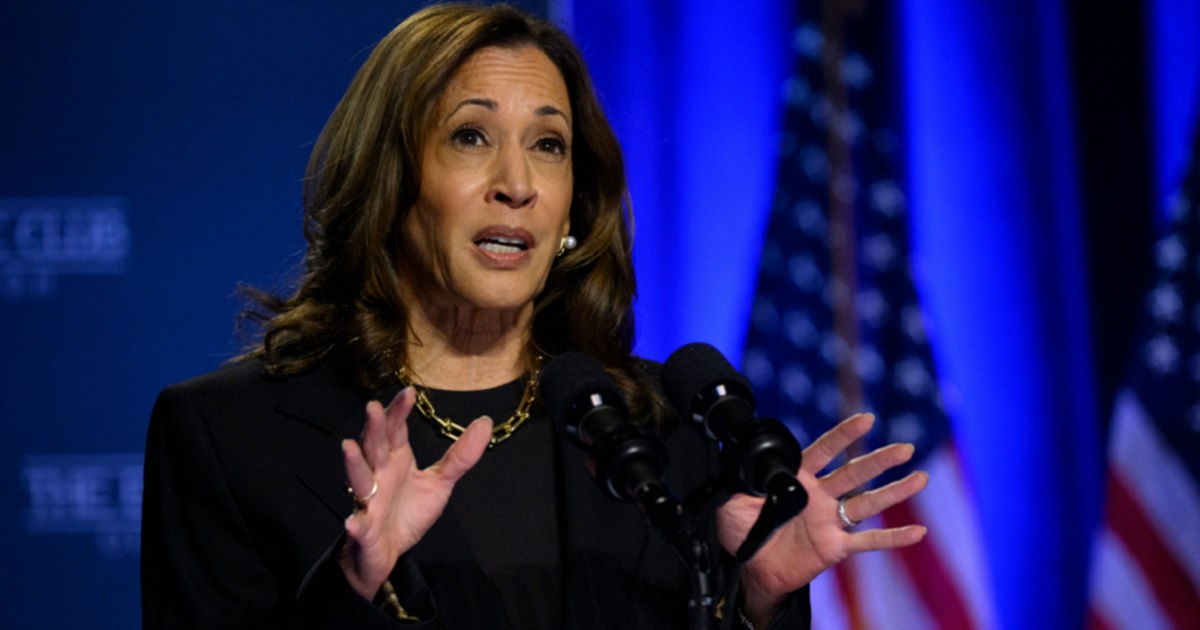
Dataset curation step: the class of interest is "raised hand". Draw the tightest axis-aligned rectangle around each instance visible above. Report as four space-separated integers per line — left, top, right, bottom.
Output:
716 413 929 625
338 387 492 599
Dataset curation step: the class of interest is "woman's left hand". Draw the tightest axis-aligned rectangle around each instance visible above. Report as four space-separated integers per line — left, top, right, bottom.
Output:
715 413 930 626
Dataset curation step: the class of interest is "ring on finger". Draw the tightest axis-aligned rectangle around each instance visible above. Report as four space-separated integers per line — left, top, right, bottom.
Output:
346 479 379 505
838 498 860 529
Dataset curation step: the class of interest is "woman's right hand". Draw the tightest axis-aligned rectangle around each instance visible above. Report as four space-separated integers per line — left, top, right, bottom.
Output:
338 387 492 600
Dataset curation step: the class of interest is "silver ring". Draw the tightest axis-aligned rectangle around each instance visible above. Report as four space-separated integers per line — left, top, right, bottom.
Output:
838 499 860 529
347 479 379 504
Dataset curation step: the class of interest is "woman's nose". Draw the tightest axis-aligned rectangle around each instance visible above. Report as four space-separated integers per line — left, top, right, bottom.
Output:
488 143 536 208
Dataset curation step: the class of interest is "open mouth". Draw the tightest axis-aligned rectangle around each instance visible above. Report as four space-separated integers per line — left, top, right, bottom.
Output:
475 235 528 254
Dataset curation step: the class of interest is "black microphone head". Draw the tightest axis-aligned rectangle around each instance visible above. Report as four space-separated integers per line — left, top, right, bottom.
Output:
661 342 755 418
541 352 670 503
539 352 628 433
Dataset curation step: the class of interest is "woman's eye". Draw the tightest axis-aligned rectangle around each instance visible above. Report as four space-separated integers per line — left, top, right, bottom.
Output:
451 127 485 147
535 137 567 155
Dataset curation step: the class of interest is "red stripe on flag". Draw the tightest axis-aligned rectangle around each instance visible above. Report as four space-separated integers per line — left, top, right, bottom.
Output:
1106 471 1200 629
1086 607 1116 630
881 499 975 630
832 557 868 630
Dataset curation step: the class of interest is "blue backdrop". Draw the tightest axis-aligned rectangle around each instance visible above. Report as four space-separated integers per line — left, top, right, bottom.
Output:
570 1 1198 628
2 0 1198 627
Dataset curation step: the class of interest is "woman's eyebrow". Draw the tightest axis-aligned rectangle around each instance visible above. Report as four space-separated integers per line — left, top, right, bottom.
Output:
443 99 570 127
445 98 496 120
535 105 570 128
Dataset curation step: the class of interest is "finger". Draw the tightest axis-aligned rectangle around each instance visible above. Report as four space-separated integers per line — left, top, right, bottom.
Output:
845 524 928 555
342 439 375 508
840 470 929 523
801 413 875 474
362 400 389 469
821 442 915 498
384 388 416 451
429 416 492 484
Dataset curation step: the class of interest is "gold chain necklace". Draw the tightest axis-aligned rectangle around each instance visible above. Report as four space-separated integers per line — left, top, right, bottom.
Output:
393 355 542 449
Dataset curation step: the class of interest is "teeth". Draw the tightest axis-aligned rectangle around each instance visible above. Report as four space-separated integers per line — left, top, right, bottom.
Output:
477 236 527 254
478 241 523 254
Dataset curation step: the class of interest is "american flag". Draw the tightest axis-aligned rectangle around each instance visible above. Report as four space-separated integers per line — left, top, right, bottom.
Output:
741 3 995 628
1086 127 1200 630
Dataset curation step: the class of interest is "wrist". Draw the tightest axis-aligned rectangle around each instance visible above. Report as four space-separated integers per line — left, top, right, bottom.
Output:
740 571 786 628
338 546 386 601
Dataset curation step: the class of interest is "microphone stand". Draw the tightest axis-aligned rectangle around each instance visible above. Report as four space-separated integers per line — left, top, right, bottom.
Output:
606 422 807 630
623 420 808 630
600 440 717 630
633 481 716 630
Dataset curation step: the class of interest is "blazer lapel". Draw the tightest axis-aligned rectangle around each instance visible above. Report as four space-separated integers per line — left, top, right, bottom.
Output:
277 366 375 521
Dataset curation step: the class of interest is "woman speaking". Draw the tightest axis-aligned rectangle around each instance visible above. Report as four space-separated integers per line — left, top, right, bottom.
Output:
141 3 928 628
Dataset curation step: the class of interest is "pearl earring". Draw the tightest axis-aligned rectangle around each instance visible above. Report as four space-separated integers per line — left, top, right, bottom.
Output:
557 235 578 257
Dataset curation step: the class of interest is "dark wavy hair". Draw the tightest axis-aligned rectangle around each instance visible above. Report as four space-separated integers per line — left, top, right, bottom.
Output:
240 3 671 426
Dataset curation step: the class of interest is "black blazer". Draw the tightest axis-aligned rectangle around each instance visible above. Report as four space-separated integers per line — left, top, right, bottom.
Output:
141 359 810 629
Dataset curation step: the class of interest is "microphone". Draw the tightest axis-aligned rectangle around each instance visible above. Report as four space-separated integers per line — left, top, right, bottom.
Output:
662 343 804 500
539 352 669 503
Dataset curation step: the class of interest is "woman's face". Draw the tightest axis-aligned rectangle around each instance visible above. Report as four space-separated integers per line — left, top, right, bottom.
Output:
401 45 573 316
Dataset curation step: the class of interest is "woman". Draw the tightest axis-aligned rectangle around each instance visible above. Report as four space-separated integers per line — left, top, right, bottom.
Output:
141 4 928 628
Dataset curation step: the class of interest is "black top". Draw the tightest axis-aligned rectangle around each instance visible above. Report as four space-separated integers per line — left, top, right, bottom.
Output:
406 379 563 628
